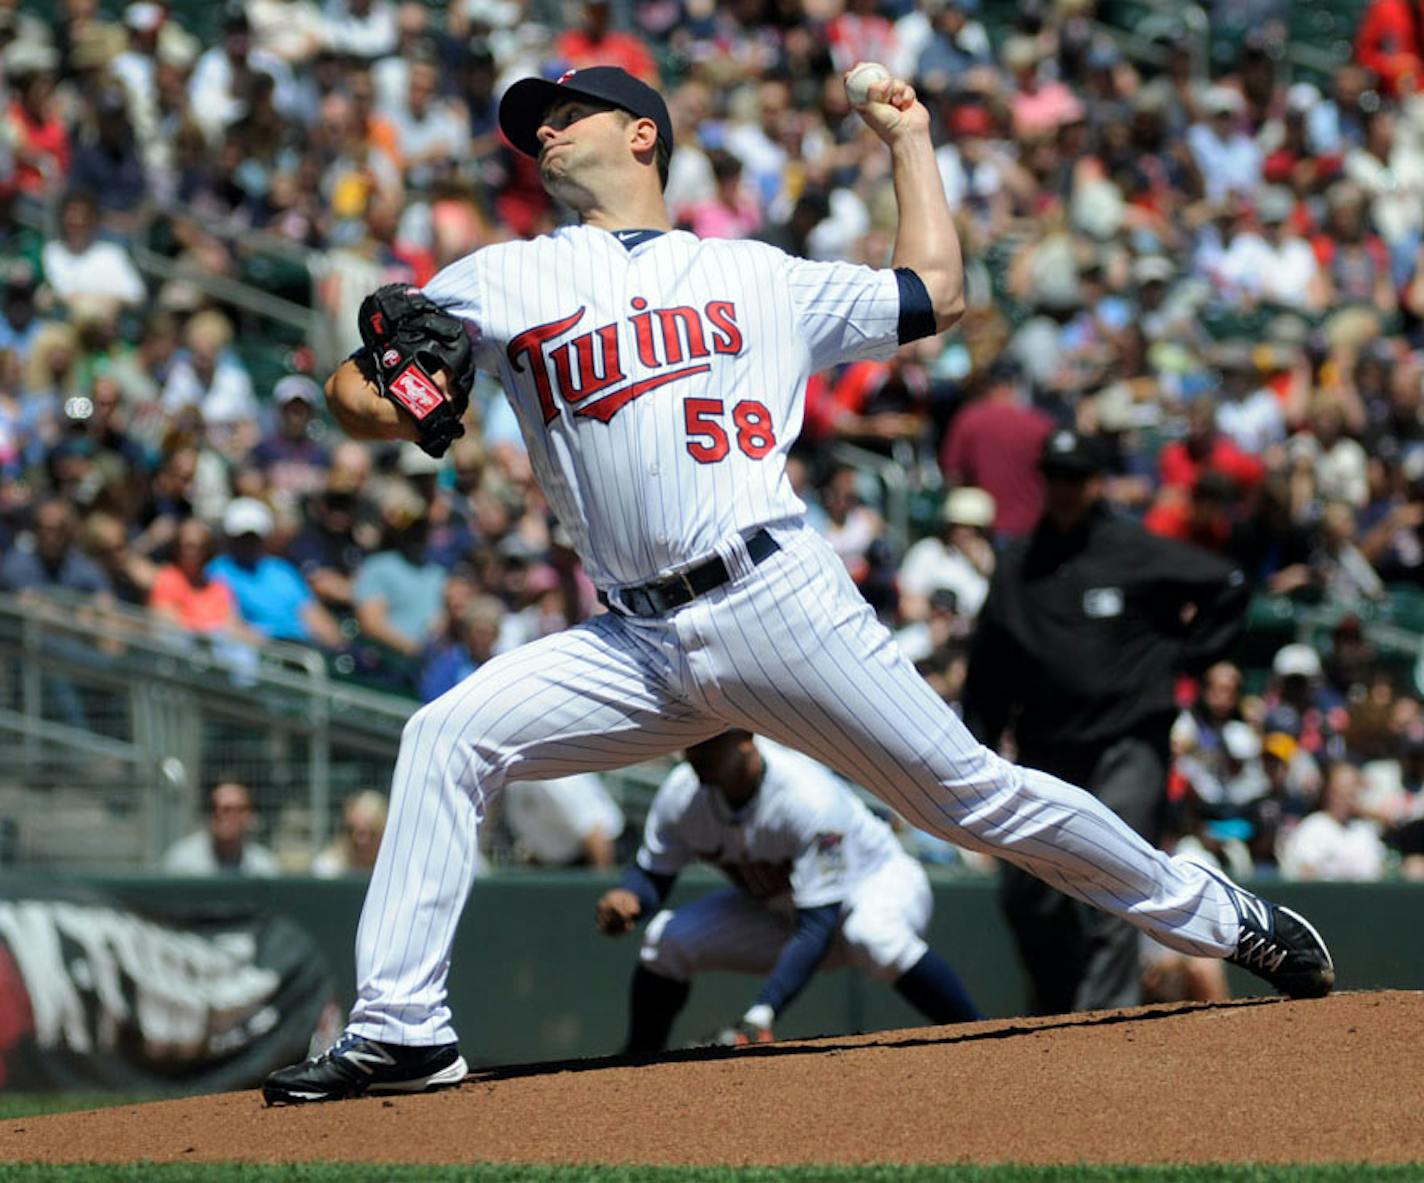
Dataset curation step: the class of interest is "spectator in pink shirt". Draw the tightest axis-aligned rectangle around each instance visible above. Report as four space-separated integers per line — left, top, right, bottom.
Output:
1003 36 1083 140
679 149 761 240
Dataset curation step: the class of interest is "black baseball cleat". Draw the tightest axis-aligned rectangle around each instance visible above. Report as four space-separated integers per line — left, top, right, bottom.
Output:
1199 865 1335 999
262 1033 468 1105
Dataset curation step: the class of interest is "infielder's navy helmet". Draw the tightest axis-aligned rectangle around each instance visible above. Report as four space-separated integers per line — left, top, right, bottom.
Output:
498 65 673 162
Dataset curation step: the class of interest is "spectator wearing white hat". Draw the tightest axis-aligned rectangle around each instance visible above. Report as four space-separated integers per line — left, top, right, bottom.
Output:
898 485 996 623
254 375 330 505
207 496 343 648
1263 643 1348 763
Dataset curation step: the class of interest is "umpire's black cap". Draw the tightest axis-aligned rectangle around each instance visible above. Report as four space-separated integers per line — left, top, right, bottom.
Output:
498 66 673 161
1039 428 1108 478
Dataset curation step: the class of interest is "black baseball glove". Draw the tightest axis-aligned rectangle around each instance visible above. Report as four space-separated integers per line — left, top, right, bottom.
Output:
358 284 475 458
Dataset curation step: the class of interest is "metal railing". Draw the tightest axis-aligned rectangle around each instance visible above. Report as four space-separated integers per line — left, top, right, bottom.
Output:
0 590 411 871
0 590 682 873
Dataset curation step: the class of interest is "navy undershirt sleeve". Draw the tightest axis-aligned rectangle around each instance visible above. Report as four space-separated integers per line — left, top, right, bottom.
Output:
620 864 676 916
753 903 842 1014
895 267 937 344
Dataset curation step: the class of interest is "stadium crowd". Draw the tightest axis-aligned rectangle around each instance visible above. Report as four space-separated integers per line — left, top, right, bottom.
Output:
1 0 1423 882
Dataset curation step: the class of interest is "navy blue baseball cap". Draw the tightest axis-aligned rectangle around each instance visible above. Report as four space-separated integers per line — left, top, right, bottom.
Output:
498 65 673 161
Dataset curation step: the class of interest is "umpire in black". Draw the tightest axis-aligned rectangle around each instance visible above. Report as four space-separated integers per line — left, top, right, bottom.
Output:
962 427 1250 1016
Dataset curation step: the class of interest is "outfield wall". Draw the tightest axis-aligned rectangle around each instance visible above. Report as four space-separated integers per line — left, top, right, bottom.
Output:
42 874 1424 1068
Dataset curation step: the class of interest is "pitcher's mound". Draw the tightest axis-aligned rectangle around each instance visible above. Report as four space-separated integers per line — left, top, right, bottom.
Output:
4 991 1421 1166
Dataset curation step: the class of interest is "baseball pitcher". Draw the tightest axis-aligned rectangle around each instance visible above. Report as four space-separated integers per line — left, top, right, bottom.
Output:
263 63 1332 1105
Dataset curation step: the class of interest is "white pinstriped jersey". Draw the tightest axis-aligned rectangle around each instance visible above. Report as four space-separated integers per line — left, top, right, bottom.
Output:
635 739 904 908
423 224 903 587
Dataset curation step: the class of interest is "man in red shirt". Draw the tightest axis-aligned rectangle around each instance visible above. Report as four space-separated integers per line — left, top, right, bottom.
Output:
1157 397 1266 493
940 357 1054 537
1355 0 1424 97
553 1 657 84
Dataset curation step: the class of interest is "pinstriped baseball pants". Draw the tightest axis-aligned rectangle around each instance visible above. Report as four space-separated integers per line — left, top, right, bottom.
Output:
348 524 1242 1046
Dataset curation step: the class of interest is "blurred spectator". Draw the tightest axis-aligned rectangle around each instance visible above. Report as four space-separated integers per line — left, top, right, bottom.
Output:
1172 660 1246 777
818 465 889 600
386 55 468 192
1344 105 1424 288
1244 729 1319 870
1216 187 1327 313
40 190 146 312
149 517 254 637
679 148 760 240
253 375 330 506
0 497 111 598
911 0 993 95
207 496 343 647
188 3 299 140
1158 397 1265 494
897 485 996 622
1144 469 1237 553
502 771 625 868
4 42 68 197
1212 341 1286 457
0 262 42 363
1262 643 1348 762
1187 87 1262 204
160 311 258 446
1280 759 1388 880
1310 500 1386 608
82 511 153 606
1290 397 1369 509
68 86 148 220
312 789 388 877
940 358 1053 538
289 455 375 613
552 0 656 84
1227 472 1316 595
353 483 447 662
419 590 504 702
1354 0 1424 97
1314 181 1396 316
163 780 280 876
323 0 397 60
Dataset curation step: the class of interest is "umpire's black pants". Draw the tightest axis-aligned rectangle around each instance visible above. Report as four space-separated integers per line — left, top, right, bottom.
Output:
999 734 1168 1016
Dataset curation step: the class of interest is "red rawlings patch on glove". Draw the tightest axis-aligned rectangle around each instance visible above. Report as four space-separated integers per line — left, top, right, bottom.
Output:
386 363 444 420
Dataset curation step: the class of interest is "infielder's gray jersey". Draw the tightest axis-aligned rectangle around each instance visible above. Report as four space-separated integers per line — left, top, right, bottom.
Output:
637 739 904 907
424 226 901 587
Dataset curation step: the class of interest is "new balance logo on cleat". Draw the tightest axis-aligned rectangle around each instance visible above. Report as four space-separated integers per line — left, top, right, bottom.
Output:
339 1042 397 1075
1196 864 1335 999
262 1033 468 1105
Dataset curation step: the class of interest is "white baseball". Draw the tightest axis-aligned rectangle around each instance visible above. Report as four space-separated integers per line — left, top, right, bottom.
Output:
845 62 891 107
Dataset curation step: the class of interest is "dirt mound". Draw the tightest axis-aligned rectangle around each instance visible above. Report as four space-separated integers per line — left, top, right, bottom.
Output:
3 991 1421 1166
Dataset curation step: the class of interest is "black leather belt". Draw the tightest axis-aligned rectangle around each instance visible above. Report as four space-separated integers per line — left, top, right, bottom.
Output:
600 528 780 618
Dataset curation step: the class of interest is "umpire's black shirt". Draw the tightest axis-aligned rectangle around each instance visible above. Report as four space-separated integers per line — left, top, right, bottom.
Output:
962 503 1249 758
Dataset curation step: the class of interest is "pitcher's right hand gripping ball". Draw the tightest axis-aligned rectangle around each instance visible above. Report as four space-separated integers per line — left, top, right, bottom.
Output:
358 284 475 458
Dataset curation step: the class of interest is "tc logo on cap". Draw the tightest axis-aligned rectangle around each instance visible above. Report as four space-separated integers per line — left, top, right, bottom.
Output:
558 69 578 84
